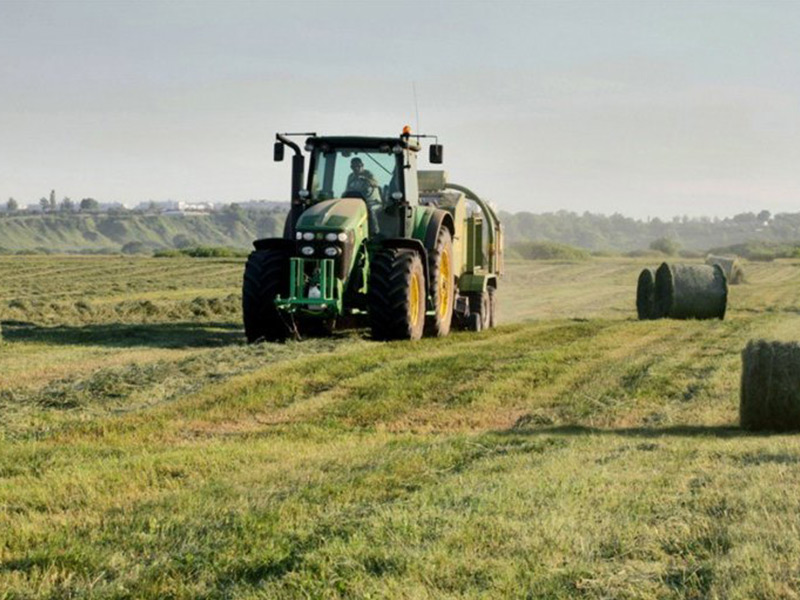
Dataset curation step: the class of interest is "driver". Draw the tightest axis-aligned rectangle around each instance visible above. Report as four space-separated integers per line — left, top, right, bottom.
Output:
345 157 380 201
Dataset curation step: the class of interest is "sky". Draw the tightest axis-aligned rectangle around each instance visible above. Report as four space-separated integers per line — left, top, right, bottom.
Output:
1 0 799 218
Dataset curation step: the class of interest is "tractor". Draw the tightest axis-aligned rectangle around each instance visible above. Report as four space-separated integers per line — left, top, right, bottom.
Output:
242 128 502 342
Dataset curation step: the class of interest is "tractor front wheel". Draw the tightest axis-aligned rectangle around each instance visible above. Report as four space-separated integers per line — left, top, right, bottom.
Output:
368 249 426 341
242 249 290 342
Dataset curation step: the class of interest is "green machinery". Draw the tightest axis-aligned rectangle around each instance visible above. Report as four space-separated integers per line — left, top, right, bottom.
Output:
242 129 503 341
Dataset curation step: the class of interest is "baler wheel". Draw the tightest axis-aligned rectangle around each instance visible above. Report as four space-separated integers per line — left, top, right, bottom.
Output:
368 248 426 340
468 291 490 332
488 286 497 328
242 249 290 343
425 227 455 337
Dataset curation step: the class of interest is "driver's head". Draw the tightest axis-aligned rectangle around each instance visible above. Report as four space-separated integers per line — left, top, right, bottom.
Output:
350 157 364 173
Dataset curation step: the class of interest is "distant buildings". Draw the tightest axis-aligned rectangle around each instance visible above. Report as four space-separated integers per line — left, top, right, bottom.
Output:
236 200 287 212
1 199 288 216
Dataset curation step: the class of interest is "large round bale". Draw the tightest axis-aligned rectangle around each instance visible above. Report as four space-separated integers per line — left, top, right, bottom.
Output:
740 340 800 431
706 254 744 284
636 268 658 320
655 262 727 320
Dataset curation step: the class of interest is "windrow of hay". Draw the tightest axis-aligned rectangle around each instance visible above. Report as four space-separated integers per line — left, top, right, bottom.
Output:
655 263 727 320
706 254 745 284
2 294 241 326
741 340 800 431
636 268 657 320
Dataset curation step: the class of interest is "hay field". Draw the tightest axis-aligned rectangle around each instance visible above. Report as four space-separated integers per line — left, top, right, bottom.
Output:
3 255 800 598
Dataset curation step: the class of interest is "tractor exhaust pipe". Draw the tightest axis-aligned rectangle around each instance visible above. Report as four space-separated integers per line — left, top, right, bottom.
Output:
275 133 306 239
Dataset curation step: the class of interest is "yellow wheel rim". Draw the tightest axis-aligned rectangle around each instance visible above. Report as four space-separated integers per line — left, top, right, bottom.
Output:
438 248 452 318
410 271 421 326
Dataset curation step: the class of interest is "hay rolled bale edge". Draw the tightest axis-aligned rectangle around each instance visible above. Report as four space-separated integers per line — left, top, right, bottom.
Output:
654 262 727 320
636 268 658 320
706 254 744 285
741 339 800 431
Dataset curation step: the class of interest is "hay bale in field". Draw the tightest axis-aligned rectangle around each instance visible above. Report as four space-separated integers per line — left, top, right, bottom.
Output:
655 262 727 320
740 340 800 431
636 268 659 320
706 254 744 284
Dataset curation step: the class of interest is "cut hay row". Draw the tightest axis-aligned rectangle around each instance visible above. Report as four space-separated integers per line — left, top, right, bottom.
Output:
0 256 243 300
741 339 800 431
636 263 727 320
706 254 745 284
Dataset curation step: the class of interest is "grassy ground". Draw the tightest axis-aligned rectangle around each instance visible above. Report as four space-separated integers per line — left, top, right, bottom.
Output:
2 256 800 598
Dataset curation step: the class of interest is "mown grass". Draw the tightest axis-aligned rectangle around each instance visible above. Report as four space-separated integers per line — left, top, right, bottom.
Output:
3 256 800 598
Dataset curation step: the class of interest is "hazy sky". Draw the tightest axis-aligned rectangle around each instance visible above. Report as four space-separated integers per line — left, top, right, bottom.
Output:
1 0 799 218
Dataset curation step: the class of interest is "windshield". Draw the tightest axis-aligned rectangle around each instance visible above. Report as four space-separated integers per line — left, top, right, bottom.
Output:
310 148 399 203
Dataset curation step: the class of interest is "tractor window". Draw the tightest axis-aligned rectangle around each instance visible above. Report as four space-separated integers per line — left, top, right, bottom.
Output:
310 149 398 204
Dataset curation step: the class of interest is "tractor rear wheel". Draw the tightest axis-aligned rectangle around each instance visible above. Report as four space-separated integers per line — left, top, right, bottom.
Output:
242 249 290 342
368 249 426 340
425 227 455 337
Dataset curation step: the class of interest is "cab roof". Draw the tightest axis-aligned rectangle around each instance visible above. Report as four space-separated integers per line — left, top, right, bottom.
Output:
305 136 420 152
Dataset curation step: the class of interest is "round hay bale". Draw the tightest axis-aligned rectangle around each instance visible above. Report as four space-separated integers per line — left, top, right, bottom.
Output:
655 262 727 320
706 254 744 284
740 340 800 431
636 268 658 320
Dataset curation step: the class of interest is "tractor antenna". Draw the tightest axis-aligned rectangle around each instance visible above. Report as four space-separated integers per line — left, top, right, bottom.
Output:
412 81 420 133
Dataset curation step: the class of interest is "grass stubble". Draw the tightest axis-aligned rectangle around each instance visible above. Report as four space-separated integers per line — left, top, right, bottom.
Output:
2 256 800 598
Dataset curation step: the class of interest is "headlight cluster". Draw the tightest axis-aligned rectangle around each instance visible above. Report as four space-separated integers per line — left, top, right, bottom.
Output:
295 230 347 259
295 230 347 242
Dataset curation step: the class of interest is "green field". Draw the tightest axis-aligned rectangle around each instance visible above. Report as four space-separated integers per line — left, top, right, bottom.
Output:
2 255 800 598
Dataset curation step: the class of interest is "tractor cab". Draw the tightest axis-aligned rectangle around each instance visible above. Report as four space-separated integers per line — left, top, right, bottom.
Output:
274 132 442 240
304 136 418 239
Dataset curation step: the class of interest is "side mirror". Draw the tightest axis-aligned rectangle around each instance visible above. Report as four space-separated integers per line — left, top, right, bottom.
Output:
274 142 285 162
429 144 443 164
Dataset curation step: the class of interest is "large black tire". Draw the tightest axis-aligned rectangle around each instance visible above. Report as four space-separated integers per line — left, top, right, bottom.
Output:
368 249 426 341
242 249 290 343
425 227 455 337
468 291 490 332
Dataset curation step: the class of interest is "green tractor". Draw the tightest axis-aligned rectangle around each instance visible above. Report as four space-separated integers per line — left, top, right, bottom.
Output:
242 129 503 342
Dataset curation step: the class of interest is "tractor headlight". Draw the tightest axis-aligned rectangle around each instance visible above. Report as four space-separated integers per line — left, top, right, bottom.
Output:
337 232 348 242
300 246 314 256
324 232 338 242
324 246 340 257
295 231 303 240
302 232 314 241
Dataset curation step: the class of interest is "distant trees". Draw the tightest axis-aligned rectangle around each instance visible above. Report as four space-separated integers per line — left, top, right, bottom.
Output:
80 198 100 212
60 197 74 212
649 237 681 256
6 198 18 213
121 241 146 254
256 214 279 237
39 197 49 211
172 234 195 249
222 203 244 220
49 190 56 211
